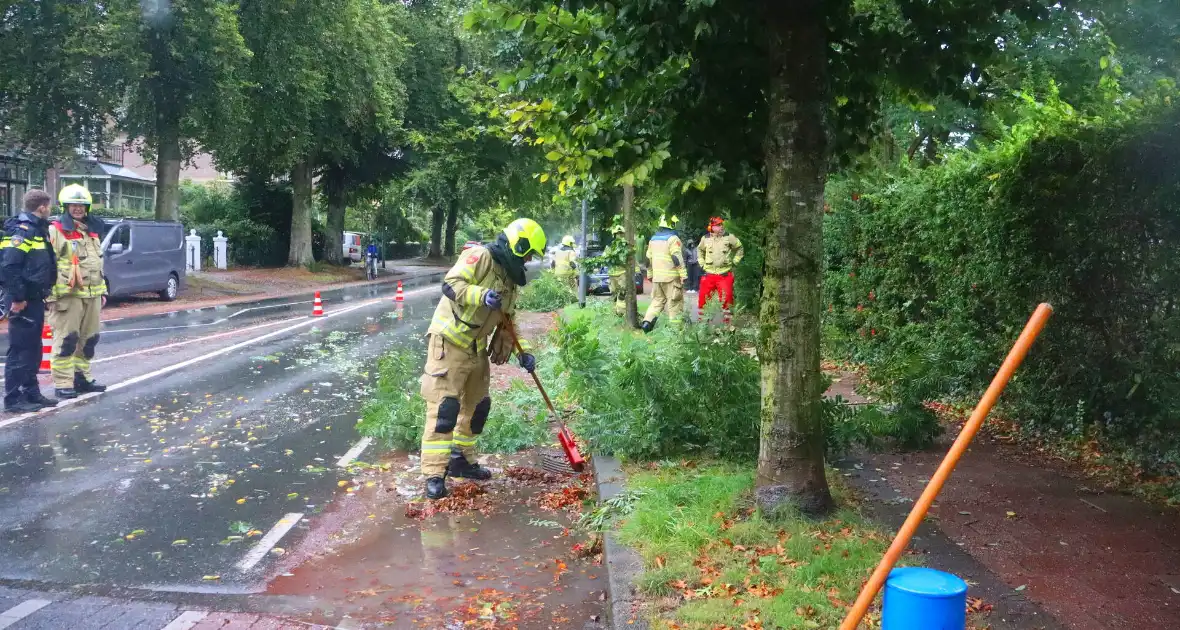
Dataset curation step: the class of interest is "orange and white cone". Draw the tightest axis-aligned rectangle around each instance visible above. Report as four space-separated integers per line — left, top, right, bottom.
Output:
395 281 404 302
40 325 52 373
312 291 324 317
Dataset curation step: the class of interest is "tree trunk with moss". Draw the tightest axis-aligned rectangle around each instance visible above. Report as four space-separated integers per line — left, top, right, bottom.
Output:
288 158 315 266
756 0 834 517
622 183 639 328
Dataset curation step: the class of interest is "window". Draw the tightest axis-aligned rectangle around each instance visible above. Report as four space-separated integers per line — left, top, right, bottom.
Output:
110 225 130 249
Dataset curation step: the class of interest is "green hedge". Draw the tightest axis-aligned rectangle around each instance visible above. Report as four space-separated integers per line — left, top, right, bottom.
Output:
824 107 1180 478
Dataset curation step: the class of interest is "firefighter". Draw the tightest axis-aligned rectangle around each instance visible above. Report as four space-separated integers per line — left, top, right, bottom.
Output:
602 222 628 317
47 184 107 399
552 234 578 292
641 214 686 332
0 190 59 412
697 216 744 324
420 218 545 500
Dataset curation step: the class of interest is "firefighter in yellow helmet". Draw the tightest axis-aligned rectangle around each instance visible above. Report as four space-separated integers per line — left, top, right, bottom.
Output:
641 213 686 332
551 234 578 292
47 184 107 399
419 218 545 499
603 222 628 317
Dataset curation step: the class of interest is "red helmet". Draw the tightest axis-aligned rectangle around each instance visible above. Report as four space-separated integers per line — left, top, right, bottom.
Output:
709 216 724 228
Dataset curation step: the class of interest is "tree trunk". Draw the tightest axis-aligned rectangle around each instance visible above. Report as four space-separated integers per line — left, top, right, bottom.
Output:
622 183 639 328
288 159 315 266
756 0 834 517
322 166 346 266
428 203 444 258
155 115 182 221
444 197 459 257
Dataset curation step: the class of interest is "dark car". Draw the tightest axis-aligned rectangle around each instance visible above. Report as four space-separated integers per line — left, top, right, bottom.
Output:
585 246 644 295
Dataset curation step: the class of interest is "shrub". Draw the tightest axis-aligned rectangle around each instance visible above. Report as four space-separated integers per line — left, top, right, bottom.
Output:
516 271 577 312
180 183 284 267
824 103 1180 478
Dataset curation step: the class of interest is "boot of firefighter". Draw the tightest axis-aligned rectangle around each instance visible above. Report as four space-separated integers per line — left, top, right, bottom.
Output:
447 449 492 480
425 476 448 500
641 317 658 334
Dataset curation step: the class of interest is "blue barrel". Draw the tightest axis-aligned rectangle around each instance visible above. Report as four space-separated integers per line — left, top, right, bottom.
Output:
881 567 968 630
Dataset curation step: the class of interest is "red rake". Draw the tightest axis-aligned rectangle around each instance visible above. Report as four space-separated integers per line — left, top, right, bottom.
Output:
501 317 585 472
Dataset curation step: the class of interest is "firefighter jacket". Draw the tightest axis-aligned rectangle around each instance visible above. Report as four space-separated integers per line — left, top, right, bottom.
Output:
645 228 686 283
601 238 629 278
552 246 578 277
48 218 106 300
698 233 744 275
0 213 56 303
429 245 530 358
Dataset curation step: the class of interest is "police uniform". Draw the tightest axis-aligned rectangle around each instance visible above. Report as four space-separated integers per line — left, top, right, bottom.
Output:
0 213 56 409
47 215 106 395
419 219 543 499
642 224 687 330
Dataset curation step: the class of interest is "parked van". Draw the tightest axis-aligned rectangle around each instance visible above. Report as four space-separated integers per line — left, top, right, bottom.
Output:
100 220 187 301
343 231 364 263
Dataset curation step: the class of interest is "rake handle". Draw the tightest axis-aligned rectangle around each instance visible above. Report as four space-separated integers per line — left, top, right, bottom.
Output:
500 316 561 424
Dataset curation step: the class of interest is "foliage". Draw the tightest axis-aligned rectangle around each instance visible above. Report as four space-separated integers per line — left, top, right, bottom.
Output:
515 272 576 312
824 101 1180 479
179 183 282 267
617 463 892 629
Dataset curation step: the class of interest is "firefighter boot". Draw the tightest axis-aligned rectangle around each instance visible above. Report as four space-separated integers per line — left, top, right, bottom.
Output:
425 476 448 500
74 373 106 393
641 317 658 333
447 451 493 480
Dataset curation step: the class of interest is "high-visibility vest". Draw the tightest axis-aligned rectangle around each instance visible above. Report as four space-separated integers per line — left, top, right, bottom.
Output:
645 228 685 283
698 233 744 275
428 246 528 355
553 247 577 277
48 220 106 299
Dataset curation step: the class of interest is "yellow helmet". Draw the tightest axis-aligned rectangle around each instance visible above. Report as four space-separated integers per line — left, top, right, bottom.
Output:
561 235 575 247
503 218 546 258
58 184 93 209
658 213 679 229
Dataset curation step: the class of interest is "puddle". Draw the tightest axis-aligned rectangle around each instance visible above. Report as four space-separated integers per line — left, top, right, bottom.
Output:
267 453 606 629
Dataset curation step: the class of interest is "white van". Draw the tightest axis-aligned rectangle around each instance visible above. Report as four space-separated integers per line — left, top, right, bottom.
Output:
343 231 364 263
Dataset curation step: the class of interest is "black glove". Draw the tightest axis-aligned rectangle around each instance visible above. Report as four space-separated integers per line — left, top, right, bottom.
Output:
519 352 537 373
483 289 502 310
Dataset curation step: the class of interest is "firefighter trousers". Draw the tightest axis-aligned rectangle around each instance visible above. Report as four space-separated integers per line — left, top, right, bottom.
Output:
419 334 491 478
49 296 100 389
608 273 626 316
644 281 684 325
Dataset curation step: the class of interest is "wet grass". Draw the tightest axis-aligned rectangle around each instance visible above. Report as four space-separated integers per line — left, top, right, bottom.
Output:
617 462 895 629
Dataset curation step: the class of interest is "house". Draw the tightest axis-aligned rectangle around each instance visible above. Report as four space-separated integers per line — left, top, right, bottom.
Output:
0 152 32 216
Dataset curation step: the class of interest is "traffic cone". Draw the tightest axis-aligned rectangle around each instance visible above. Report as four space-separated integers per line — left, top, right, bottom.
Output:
312 291 324 317
395 281 404 302
40 325 52 373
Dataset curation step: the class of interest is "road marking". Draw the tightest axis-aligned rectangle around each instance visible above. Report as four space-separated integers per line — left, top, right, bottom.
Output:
159 611 207 630
0 293 411 431
0 599 52 629
104 300 315 335
235 512 304 572
336 437 373 468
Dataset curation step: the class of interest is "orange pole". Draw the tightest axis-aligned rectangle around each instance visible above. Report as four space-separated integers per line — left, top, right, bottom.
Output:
840 302 1054 630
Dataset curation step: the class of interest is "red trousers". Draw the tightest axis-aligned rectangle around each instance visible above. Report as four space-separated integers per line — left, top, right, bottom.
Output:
698 272 735 310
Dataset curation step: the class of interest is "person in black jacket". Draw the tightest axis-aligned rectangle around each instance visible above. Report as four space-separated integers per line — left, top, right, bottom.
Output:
1 190 59 412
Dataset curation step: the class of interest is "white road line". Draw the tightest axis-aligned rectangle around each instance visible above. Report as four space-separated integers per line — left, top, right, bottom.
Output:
104 300 315 335
159 611 207 630
0 294 400 431
0 599 52 629
235 513 304 572
336 437 373 468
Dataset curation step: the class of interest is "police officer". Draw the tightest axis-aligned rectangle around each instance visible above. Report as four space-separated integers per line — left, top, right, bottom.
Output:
641 214 687 332
1 190 58 412
419 218 545 499
47 184 107 399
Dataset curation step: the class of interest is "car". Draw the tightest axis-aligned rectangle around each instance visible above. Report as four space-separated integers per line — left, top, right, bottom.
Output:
584 246 644 295
343 231 364 263
100 219 187 301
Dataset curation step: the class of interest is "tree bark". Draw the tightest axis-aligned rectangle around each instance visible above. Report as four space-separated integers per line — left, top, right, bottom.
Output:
288 158 315 266
155 115 182 221
429 203 444 258
322 166 346 266
756 0 834 517
622 183 639 328
444 196 459 257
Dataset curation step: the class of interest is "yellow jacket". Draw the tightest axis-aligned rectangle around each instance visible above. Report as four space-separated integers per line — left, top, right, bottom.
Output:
48 219 106 300
552 247 577 277
645 228 686 283
698 233 743 275
428 246 528 357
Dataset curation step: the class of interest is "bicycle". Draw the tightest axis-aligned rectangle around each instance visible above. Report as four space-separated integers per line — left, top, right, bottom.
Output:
366 253 378 280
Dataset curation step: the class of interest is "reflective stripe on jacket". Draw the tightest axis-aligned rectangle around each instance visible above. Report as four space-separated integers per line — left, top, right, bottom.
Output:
698 233 744 275
48 221 105 300
645 228 685 283
428 246 529 356
0 213 56 302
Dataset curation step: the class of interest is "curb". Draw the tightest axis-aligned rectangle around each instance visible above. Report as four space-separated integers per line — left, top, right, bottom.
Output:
592 455 650 630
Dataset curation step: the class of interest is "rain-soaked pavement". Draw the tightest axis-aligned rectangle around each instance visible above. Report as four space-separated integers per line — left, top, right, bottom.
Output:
0 265 607 629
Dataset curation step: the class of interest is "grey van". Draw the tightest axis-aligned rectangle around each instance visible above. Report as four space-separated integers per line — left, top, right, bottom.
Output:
100 220 187 301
